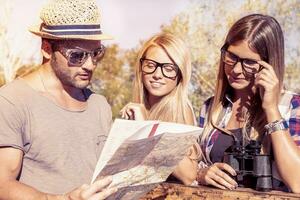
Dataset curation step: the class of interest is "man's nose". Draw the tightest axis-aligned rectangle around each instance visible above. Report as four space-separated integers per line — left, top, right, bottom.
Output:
81 55 96 71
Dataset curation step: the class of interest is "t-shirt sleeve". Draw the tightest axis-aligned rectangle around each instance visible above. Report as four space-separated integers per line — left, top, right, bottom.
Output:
0 95 25 151
288 95 300 147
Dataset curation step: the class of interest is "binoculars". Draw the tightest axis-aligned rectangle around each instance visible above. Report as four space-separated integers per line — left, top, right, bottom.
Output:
223 140 272 191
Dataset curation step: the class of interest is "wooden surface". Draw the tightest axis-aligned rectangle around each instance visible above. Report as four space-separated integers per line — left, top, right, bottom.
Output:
141 183 300 200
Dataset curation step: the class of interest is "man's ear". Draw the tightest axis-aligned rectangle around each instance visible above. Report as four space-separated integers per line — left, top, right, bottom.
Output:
41 39 53 62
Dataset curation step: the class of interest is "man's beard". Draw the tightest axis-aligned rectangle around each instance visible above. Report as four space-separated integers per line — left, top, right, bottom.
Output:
51 55 90 89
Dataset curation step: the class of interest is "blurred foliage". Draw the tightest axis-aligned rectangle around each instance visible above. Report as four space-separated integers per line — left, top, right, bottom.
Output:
0 72 5 87
90 44 140 119
90 44 132 118
14 64 40 78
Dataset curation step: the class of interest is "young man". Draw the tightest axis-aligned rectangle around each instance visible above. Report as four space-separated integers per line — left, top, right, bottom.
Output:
0 0 117 199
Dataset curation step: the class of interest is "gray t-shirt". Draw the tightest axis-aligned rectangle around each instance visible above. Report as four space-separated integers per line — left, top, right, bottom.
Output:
0 79 112 194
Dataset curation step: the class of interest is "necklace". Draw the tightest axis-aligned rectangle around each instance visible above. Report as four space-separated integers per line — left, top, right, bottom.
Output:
38 70 59 102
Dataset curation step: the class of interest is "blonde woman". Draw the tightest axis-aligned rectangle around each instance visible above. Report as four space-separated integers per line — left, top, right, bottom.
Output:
120 33 196 125
120 33 199 185
196 14 300 193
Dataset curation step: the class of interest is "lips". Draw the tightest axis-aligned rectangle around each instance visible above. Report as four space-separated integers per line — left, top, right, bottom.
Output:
150 81 165 88
77 73 91 80
229 76 245 82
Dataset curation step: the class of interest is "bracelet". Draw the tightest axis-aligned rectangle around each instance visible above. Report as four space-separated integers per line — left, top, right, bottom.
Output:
264 118 289 135
196 167 208 185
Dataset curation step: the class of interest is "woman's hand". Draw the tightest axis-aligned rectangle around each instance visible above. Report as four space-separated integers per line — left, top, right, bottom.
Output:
172 144 201 185
120 103 148 120
62 176 117 200
197 163 238 190
255 61 280 112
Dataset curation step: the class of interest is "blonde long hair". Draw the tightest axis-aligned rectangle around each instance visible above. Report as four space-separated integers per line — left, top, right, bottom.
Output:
200 14 285 154
133 33 194 125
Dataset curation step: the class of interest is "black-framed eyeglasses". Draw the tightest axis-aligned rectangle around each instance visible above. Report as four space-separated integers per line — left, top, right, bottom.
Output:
221 45 263 74
140 58 180 79
53 44 106 66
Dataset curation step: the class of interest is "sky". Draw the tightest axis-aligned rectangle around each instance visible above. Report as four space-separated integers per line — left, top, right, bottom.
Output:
0 0 190 70
98 0 190 48
4 0 190 49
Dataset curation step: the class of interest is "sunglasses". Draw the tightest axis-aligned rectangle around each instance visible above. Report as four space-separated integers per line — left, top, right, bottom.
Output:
53 44 106 66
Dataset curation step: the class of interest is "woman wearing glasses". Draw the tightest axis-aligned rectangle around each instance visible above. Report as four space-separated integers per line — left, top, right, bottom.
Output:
120 33 196 125
196 14 300 192
120 33 199 185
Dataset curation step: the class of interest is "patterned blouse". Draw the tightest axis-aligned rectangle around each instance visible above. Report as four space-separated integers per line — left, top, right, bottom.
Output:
198 90 300 191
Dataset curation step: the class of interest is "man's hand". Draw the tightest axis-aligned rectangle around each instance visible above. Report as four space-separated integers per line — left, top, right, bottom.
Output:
63 176 117 200
0 147 117 200
197 163 238 190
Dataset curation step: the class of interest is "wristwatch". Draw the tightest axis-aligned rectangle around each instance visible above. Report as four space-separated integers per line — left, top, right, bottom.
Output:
264 118 289 135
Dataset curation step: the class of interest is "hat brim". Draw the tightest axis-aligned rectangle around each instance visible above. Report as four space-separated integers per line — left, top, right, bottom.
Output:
29 24 113 40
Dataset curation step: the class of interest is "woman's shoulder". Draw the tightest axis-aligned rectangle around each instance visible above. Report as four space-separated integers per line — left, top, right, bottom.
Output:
198 96 214 127
201 96 214 110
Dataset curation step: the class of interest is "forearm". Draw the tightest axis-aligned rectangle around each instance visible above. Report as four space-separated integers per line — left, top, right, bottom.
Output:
270 130 300 192
265 108 300 192
0 180 62 200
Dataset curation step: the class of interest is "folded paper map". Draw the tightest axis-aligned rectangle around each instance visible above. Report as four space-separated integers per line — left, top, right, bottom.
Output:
91 119 202 199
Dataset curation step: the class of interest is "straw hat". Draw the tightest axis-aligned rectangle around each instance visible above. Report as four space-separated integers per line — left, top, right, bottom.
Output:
29 0 112 40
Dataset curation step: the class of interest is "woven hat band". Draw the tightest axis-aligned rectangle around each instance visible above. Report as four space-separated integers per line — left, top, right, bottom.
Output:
41 24 102 36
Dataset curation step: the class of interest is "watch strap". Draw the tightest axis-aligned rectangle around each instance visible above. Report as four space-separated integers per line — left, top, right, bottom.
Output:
264 118 289 135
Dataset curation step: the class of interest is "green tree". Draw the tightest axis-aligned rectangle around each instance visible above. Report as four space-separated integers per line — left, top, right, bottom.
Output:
91 44 132 119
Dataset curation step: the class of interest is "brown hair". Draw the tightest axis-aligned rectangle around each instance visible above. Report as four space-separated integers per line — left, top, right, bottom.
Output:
201 14 285 156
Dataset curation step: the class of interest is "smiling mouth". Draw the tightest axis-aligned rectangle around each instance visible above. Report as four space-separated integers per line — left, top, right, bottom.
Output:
150 81 165 87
